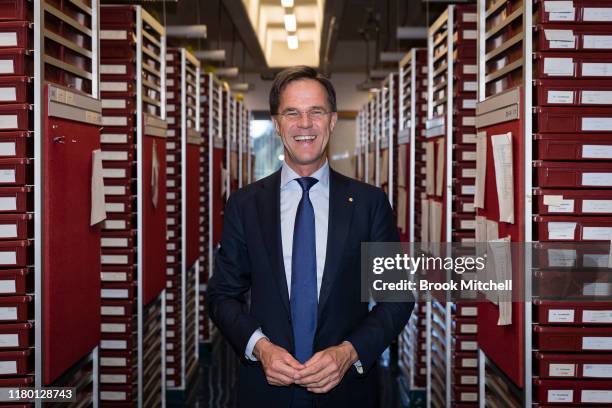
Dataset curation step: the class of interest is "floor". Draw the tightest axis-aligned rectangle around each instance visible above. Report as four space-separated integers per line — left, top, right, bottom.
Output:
168 335 406 408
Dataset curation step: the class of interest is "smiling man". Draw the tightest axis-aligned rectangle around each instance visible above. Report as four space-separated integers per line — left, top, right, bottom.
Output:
207 66 414 408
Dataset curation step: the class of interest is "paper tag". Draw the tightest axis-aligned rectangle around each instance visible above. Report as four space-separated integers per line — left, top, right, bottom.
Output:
100 305 125 315
583 145 612 158
0 224 17 239
549 10 576 21
548 390 573 403
100 30 128 40
584 364 612 378
583 337 612 350
463 30 477 40
582 390 612 403
0 306 17 320
0 142 16 157
463 82 477 92
0 60 14 74
0 115 18 129
100 374 127 383
549 364 576 377
583 310 612 323
101 288 128 299
584 35 612 49
101 99 127 109
462 358 478 368
0 333 18 347
0 361 17 375
583 282 612 297
548 90 574 104
583 63 612 77
461 341 478 351
100 64 127 75
462 151 476 161
463 99 476 109
582 173 612 186
0 279 15 294
544 58 574 76
0 32 17 47
460 324 477 334
544 1 574 12
0 87 16 103
583 200 612 213
545 29 575 48
101 272 127 283
548 309 575 323
583 227 612 240
584 8 612 21
101 391 126 401
548 222 577 239
101 133 128 144
0 251 16 265
544 195 574 213
582 91 612 105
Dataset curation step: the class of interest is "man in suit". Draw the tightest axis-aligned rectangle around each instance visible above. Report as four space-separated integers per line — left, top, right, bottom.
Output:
207 66 414 407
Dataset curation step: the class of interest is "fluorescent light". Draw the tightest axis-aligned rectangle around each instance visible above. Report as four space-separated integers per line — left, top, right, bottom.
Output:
287 35 298 49
284 14 297 32
281 0 294 7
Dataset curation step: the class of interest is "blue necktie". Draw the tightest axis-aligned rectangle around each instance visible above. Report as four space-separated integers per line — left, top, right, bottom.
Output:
290 177 319 364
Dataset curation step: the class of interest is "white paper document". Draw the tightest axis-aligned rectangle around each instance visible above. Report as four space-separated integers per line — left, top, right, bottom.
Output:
548 222 577 239
544 195 574 213
435 139 445 197
491 133 514 223
474 132 487 208
425 142 435 195
544 58 574 76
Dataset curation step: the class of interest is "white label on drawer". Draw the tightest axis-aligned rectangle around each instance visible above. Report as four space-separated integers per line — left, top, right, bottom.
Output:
0 360 17 375
101 323 126 333
463 82 477 92
583 62 612 77
101 255 128 264
545 29 576 48
460 324 477 334
102 168 126 178
584 35 612 49
0 142 16 157
0 306 17 320
0 88 16 102
462 151 476 161
101 340 127 349
583 282 612 296
0 334 18 347
0 60 14 74
0 251 16 265
0 224 17 239
0 33 17 47
100 64 127 75
583 173 612 186
460 306 477 316
547 249 577 267
100 151 128 161
167 117 176 125
550 10 576 21
584 8 612 22
583 200 612 213
583 145 612 158
584 364 612 378
101 288 128 298
463 30 477 40
544 196 575 213
103 220 126 230
582 390 612 403
101 391 126 401
463 203 475 212
101 99 126 109
100 305 125 315
101 238 128 248
102 116 128 127
463 65 477 75
462 358 477 368
462 12 477 22
101 272 127 283
548 222 577 239
583 227 612 240
544 1 574 12
100 82 128 92
101 374 126 383
583 91 612 105
548 390 573 403
463 99 476 109
550 39 576 48
104 186 126 196
0 115 17 129
461 220 475 229
460 392 477 402
461 375 477 385
549 363 575 377
544 58 574 76
583 310 612 323
0 279 15 293
547 90 574 104
583 337 612 350
548 309 575 323
105 203 124 213
462 117 476 127
461 341 477 351
100 30 127 40
0 170 15 183
462 185 476 195
101 133 128 144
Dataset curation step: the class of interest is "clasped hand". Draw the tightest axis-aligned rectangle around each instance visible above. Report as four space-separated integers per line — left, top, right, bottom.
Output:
253 339 358 394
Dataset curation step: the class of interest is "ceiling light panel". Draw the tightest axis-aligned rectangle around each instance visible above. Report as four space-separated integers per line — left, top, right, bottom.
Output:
284 14 297 32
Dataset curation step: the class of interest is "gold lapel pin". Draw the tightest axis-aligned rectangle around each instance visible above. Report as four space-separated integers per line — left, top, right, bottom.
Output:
348 197 354 203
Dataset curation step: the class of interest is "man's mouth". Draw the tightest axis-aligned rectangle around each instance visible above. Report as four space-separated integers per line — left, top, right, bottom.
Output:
293 135 316 143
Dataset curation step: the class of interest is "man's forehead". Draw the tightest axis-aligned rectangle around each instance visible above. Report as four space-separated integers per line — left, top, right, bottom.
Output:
279 79 328 105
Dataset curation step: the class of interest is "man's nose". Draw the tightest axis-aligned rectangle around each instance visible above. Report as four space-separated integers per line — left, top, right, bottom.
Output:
297 113 313 128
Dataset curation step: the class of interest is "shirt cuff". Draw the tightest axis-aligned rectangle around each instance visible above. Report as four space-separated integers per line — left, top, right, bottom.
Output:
245 328 267 361
342 341 363 374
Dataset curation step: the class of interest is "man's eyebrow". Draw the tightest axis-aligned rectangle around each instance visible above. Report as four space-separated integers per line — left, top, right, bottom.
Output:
280 105 327 112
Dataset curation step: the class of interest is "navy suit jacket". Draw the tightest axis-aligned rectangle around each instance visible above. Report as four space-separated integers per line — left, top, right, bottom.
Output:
207 167 414 407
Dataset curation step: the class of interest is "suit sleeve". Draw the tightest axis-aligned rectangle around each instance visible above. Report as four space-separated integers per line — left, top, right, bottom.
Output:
206 193 261 358
345 189 414 373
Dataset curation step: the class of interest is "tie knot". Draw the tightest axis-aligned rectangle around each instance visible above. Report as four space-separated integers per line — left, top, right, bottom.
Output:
296 177 318 192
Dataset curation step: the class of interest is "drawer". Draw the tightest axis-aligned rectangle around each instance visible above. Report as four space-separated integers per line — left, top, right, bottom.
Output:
454 6 477 26
100 6 136 25
535 351 612 379
100 146 133 162
535 215 612 241
103 179 132 197
533 378 612 404
535 133 612 160
101 333 135 353
534 188 612 215
453 213 476 231
534 300 612 325
536 23 612 52
0 349 31 376
535 52 612 79
0 239 30 267
0 213 31 239
455 302 478 317
454 145 476 163
454 317 478 335
101 113 134 128
453 385 478 403
454 196 475 213
101 231 135 250
534 161 612 188
0 76 29 103
100 79 136 96
100 128 135 146
0 131 30 159
101 96 135 112
534 267 611 298
0 295 31 322
535 107 612 133
0 268 30 295
0 48 31 77
534 325 612 351
0 103 30 131
0 158 30 186
0 322 31 349
0 21 31 49
536 0 612 24
535 79 612 106
0 0 31 21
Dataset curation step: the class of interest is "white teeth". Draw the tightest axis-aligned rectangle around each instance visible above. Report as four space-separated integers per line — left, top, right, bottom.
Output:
294 135 315 141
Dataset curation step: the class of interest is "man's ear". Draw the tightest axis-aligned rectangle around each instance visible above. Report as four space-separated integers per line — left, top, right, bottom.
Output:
271 116 281 135
329 112 338 133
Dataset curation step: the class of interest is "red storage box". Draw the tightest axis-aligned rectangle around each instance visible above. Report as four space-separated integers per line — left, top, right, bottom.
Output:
535 79 612 107
536 351 612 379
534 188 612 215
534 379 612 404
0 268 29 295
534 268 611 299
0 21 30 49
536 23 612 52
0 48 31 77
0 213 30 240
535 215 612 241
535 107 612 133
0 322 31 349
0 239 30 267
534 325 612 351
0 349 31 376
0 0 32 21
101 282 135 300
0 295 30 321
101 249 135 266
536 0 612 24
534 300 612 325
0 131 30 159
534 161 612 188
0 76 29 104
0 158 30 185
535 52 612 79
101 299 134 317
535 133 612 160
0 103 30 130
102 265 136 288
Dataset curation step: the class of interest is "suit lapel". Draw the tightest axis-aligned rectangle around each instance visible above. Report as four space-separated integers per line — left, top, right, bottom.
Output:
256 169 291 317
318 169 354 318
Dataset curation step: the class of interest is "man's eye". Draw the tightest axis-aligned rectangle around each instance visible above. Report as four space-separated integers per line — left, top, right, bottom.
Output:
285 111 299 118
310 110 324 116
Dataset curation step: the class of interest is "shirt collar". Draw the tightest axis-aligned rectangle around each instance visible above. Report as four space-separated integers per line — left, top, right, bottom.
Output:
280 159 330 190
